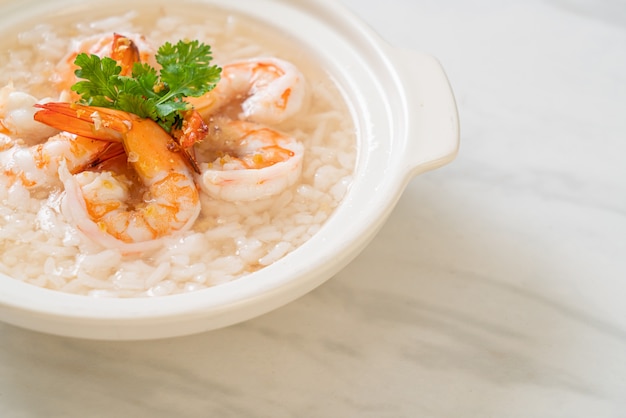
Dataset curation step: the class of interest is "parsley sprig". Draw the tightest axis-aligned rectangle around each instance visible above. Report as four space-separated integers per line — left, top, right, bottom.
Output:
71 39 221 132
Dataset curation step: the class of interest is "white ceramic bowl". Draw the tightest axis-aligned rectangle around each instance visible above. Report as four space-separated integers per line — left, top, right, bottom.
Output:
0 0 459 340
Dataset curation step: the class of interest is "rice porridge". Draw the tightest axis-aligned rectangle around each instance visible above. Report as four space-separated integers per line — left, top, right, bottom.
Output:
0 4 356 297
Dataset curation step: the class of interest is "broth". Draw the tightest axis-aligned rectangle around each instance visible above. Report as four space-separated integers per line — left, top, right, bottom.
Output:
0 3 356 297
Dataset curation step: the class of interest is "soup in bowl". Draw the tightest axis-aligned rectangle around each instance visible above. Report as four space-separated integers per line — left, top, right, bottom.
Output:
0 0 459 339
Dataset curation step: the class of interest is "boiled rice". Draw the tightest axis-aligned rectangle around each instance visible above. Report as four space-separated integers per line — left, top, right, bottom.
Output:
0 6 356 297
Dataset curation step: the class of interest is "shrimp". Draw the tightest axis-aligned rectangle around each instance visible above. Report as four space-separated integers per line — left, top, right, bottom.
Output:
187 57 307 125
53 32 156 93
0 84 64 145
0 34 149 145
34 103 200 252
170 109 209 174
58 32 208 172
196 118 304 202
0 130 122 189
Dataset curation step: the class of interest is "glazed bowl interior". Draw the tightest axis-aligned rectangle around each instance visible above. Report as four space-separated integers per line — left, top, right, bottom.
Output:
0 0 458 339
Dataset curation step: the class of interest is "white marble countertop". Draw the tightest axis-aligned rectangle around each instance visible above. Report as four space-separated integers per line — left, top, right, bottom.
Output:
1 0 625 416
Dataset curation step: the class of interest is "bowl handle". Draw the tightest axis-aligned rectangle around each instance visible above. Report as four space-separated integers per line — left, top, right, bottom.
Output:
389 48 460 176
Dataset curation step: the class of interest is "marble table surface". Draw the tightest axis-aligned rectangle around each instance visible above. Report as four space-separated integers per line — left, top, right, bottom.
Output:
1 0 625 416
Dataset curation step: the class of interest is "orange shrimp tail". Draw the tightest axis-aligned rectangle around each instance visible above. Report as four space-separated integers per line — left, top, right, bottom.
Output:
74 142 127 173
33 103 127 142
171 109 208 174
111 33 141 76
174 110 208 149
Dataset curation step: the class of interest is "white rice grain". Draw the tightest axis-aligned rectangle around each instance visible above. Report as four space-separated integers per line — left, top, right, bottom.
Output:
147 280 177 297
282 224 307 243
259 242 292 266
145 262 172 288
252 225 283 243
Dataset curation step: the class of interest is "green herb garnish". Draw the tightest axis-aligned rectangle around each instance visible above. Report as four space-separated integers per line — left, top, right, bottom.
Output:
71 39 221 132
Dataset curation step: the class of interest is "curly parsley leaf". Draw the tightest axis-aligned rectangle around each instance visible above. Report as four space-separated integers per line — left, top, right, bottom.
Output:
157 40 220 99
72 53 125 107
70 39 221 132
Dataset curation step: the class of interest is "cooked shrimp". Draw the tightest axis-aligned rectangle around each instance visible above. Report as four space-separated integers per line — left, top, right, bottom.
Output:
187 57 307 125
170 109 209 174
60 32 208 172
53 32 156 93
196 118 304 202
0 84 64 145
1 34 149 145
0 130 122 189
34 103 200 252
